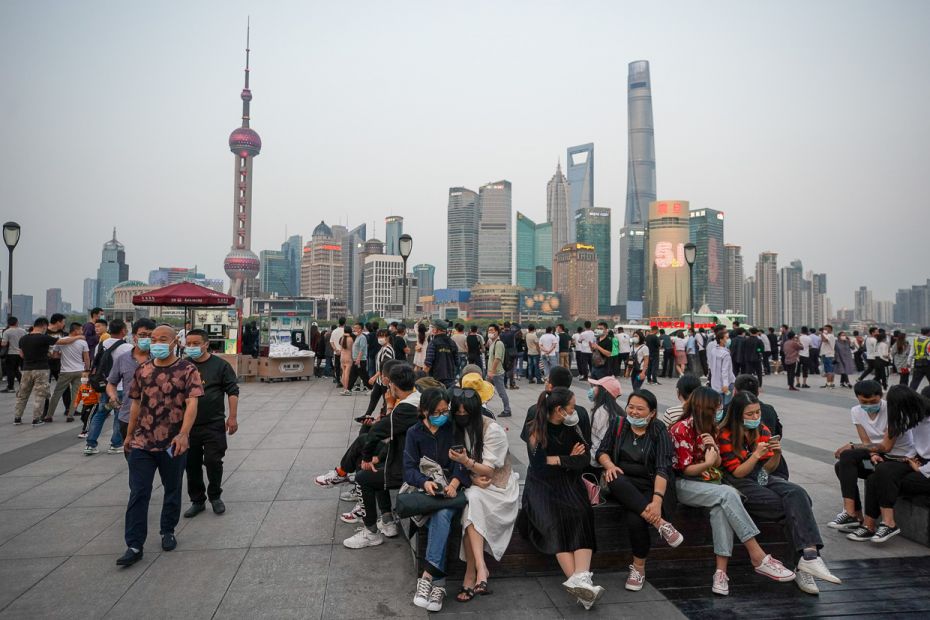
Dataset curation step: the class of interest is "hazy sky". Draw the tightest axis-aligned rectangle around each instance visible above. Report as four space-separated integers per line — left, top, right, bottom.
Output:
4 0 929 313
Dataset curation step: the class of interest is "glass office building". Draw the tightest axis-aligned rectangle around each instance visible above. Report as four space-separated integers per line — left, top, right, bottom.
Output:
447 187 480 289
478 180 512 284
575 207 611 314
689 208 725 312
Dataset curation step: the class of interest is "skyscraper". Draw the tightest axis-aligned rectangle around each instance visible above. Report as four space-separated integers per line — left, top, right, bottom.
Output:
385 216 403 256
534 222 552 291
413 264 436 299
478 180 512 285
11 294 33 322
689 208 725 311
259 250 289 296
854 286 874 321
724 244 744 313
555 243 599 321
566 143 594 232
363 254 404 316
742 276 756 325
755 251 779 329
447 187 479 289
281 234 303 296
342 224 367 315
811 272 827 328
45 288 62 316
778 259 808 328
619 60 656 314
515 213 553 291
223 24 262 299
96 228 129 308
547 162 572 260
83 278 97 312
301 221 344 300
645 200 689 318
575 207 611 314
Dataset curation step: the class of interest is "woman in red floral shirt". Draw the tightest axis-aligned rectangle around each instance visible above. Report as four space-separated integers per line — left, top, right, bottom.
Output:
670 387 794 596
719 392 841 596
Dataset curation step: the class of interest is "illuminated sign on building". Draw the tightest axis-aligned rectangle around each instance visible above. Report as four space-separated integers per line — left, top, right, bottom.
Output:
654 242 686 269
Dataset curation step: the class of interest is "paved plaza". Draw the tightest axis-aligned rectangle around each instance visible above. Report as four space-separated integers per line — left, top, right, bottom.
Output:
0 373 927 619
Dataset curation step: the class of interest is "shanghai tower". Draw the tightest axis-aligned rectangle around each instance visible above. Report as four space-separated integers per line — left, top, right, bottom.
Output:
617 60 656 317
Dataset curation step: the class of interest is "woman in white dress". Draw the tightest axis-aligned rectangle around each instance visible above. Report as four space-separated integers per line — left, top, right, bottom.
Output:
448 385 519 601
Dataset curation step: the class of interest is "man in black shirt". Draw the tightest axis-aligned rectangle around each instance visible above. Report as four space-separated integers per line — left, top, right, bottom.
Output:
393 323 410 363
14 317 85 426
182 329 239 517
43 313 68 420
645 327 661 385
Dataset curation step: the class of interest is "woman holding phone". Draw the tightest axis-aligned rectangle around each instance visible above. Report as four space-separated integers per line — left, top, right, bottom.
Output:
447 386 519 602
719 392 840 595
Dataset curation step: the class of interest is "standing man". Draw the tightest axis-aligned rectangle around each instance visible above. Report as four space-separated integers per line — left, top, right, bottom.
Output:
499 321 517 389
524 324 541 384
176 320 192 357
767 327 780 374
577 321 596 381
645 326 661 384
556 324 571 370
485 324 512 418
908 327 930 391
392 323 411 364
616 326 631 376
423 320 458 389
43 313 68 420
82 308 104 358
105 318 155 455
451 323 468 376
857 327 879 383
46 322 90 422
1 317 26 393
182 329 238 518
660 329 675 378
84 319 131 455
349 322 369 392
798 327 812 388
695 328 709 377
330 318 346 385
13 318 85 426
819 325 837 388
117 325 203 566
538 326 559 381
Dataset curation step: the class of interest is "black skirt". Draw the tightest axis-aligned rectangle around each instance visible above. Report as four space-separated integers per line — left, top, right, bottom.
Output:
518 467 596 555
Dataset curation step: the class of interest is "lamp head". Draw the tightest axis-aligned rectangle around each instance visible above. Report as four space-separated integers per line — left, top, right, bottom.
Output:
683 242 696 266
398 234 413 259
3 222 21 251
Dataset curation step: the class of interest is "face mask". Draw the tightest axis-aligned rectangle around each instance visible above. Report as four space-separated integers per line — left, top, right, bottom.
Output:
150 343 171 360
562 410 580 427
136 337 151 352
80 378 88 384
715 408 725 423
631 336 640 344
587 387 596 403
743 418 761 430
428 413 449 427
628 414 650 428
862 403 881 415
378 338 387 345
595 329 604 336
453 415 470 429
185 347 203 359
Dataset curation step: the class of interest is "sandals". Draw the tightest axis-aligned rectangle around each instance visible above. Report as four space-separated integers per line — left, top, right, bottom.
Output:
456 587 475 602
474 581 492 595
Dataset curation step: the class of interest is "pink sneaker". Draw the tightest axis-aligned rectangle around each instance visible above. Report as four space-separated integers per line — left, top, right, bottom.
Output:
625 565 645 591
658 522 684 547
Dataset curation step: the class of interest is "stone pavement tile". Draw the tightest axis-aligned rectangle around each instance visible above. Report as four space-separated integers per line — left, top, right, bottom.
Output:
276 468 342 501
311 419 353 434
291 446 347 471
1 473 115 509
2 453 76 478
236 448 300 471
67 473 128 507
75 501 192 557
105 548 246 618
220 449 251 475
252 499 338 547
238 417 284 434
322 543 428 619
536 573 668 606
0 557 65 611
0 476 53 504
176 501 271 551
212 546 329 619
0 505 123 559
221 470 287 502
0 508 57 545
554 600 687 618
305 431 351 449
255 430 310 450
0 553 157 619
67 451 132 476
442 575 560 614
225 433 267 450
436 611 562 620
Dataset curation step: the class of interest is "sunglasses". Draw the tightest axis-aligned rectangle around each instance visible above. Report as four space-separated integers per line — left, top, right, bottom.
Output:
451 388 478 399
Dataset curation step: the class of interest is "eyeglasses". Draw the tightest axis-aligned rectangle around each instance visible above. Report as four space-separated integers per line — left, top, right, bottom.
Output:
432 409 450 416
451 388 477 399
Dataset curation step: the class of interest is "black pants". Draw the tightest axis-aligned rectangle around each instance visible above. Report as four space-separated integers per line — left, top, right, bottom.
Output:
355 468 393 528
79 404 97 432
606 475 652 559
873 360 888 388
698 350 709 376
647 352 659 382
762 353 771 375
125 448 186 550
661 350 674 377
186 423 228 503
576 352 591 379
787 362 800 388
348 361 370 390
864 460 930 518
910 364 930 391
364 382 387 417
43 359 69 417
858 359 876 383
809 349 820 374
834 448 872 511
5 355 21 390
339 434 368 474
746 360 763 386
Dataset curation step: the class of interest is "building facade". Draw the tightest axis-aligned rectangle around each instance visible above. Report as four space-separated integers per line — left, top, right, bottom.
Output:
778 259 810 329
555 243 599 321
755 251 779 330
11 295 33 322
96 228 130 308
83 278 97 312
742 276 756 325
281 234 303 296
469 284 522 321
363 254 404 316
447 187 480 289
148 267 206 286
45 289 62 317
478 180 512 284
412 264 436 299
547 162 572 259
385 216 403 256
259 250 290 296
575 207 611 314
854 286 874 321
724 244 744 313
301 221 344 301
342 224 367 316
689 208 725 311
566 143 594 230
645 200 690 318
515 213 553 291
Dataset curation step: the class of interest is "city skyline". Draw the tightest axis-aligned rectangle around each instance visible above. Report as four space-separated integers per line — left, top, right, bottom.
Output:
4 1 929 309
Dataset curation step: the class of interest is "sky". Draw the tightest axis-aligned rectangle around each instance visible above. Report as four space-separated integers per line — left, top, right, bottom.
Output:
3 0 929 313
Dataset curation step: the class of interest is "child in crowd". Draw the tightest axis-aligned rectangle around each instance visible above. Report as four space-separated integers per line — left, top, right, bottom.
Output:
73 372 99 439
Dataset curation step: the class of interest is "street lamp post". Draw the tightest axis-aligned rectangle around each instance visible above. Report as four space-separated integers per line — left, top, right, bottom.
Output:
398 234 413 320
684 242 697 331
3 222 21 315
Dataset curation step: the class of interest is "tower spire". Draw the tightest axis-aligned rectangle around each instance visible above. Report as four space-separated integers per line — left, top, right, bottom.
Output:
112 227 117 241
241 17 252 128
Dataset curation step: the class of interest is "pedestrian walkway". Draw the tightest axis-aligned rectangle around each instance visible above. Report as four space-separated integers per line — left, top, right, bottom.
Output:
0 374 927 618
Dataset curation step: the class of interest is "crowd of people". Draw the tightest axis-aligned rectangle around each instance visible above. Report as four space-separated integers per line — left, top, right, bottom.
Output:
2 310 929 612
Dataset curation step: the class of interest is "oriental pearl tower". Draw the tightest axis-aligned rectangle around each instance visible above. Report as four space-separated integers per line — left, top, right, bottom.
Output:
223 23 262 299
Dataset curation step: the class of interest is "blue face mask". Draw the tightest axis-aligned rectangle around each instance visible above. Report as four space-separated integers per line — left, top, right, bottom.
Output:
715 408 726 424
136 337 151 352
150 343 171 360
743 417 761 430
186 347 203 359
628 414 651 428
861 403 881 415
587 387 596 403
428 413 449 427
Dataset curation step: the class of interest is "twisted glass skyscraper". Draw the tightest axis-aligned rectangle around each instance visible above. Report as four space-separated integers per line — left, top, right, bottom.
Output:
618 60 656 315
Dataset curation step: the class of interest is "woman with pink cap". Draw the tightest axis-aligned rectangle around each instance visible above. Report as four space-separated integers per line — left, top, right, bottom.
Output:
586 376 624 466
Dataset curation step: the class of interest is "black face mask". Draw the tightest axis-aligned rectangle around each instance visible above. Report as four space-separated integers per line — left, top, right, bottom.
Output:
453 415 470 429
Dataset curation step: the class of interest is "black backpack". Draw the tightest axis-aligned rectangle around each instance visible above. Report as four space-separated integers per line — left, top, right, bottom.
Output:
89 340 128 393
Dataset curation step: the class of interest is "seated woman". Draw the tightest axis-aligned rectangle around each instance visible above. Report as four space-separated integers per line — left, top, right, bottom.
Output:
519 387 604 610
596 390 683 593
846 385 929 543
402 387 470 613
586 375 623 466
670 387 794 596
829 380 914 534
447 386 519 602
719 392 840 595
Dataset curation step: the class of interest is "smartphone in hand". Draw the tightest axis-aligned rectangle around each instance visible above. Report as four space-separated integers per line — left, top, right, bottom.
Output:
167 445 175 458
451 444 466 454
769 435 781 442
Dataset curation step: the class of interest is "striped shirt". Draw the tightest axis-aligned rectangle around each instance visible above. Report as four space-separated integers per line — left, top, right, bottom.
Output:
718 425 775 473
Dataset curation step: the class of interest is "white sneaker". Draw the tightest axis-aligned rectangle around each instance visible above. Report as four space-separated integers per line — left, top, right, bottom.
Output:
339 502 365 524
794 570 819 595
753 554 795 582
413 577 432 609
562 572 599 604
625 565 645 591
341 390 352 396
578 572 604 606
712 570 729 596
426 585 446 612
107 445 121 454
797 556 841 584
339 484 362 502
314 470 348 487
83 446 99 456
342 526 383 549
377 516 399 538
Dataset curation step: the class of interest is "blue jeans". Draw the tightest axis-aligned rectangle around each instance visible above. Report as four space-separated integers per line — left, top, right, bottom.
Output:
125 447 187 550
527 355 541 382
85 391 123 449
424 507 461 584
541 354 558 379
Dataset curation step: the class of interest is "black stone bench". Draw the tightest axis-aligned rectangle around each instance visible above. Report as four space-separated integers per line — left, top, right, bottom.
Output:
403 498 790 579
896 495 930 546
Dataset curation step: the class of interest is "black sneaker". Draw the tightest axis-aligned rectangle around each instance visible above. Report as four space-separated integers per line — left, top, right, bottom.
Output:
184 503 206 518
211 499 226 514
846 526 876 541
13 417 22 425
827 511 861 531
116 548 143 566
31 419 45 427
871 524 900 543
498 411 512 418
161 533 177 551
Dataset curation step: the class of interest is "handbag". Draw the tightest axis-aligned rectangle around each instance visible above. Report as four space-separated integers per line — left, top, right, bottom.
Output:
395 490 467 518
581 473 604 506
592 349 606 367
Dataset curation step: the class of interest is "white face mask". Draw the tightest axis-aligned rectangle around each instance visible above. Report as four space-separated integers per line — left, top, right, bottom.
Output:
632 336 640 344
595 329 604 337
378 338 387 345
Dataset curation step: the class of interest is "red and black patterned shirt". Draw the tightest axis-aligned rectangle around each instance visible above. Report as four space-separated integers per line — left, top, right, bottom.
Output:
128 358 203 451
717 424 774 473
